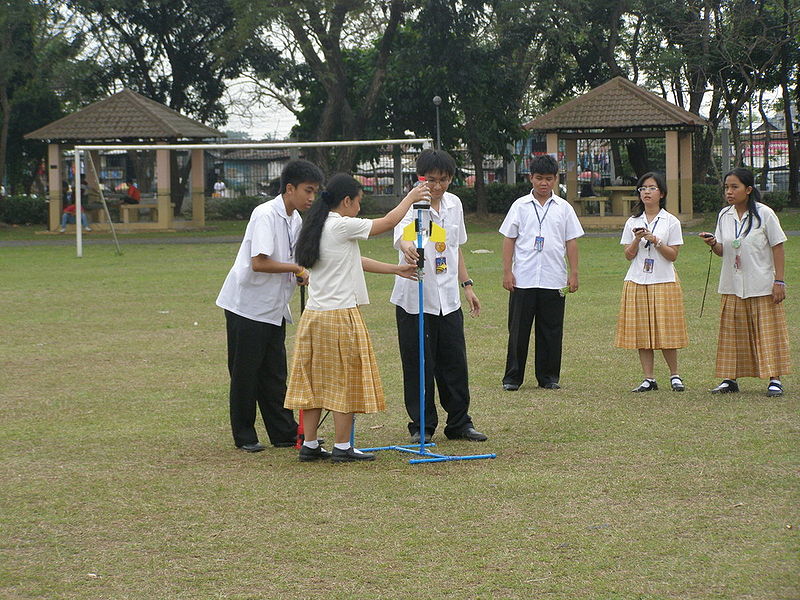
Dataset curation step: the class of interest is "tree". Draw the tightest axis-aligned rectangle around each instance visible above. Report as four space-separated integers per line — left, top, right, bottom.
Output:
231 0 408 173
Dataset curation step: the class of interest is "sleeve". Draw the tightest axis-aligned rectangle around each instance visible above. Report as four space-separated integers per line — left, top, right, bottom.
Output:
499 202 519 238
563 204 585 241
665 215 684 246
620 217 635 244
250 212 276 258
762 208 788 247
339 216 373 240
455 201 468 245
713 208 725 240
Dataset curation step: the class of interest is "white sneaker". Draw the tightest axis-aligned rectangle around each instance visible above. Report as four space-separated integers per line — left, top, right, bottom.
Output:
84 226 92 232
59 227 66 233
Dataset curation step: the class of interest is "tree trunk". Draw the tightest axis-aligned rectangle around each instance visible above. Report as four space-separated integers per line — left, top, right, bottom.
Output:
0 85 9 190
781 80 798 205
757 90 771 190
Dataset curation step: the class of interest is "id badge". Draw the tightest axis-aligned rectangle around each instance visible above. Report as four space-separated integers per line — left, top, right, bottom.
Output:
435 256 447 274
643 258 654 273
534 236 545 252
734 255 741 270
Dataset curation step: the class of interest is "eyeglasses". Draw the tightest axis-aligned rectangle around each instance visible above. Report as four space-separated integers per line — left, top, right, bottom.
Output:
637 186 659 193
426 177 451 187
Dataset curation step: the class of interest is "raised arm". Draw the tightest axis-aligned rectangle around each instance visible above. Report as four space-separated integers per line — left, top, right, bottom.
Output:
369 184 431 237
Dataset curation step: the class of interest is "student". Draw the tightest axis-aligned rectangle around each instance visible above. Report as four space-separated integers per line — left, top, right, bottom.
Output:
614 172 688 392
216 159 324 452
285 173 429 463
499 154 584 391
122 179 141 204
700 167 790 396
390 149 487 443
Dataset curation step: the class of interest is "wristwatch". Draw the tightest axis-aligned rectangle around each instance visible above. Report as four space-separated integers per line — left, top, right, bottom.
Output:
460 279 474 288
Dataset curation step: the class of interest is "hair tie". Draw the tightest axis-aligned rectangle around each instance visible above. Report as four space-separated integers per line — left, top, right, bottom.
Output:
321 190 334 205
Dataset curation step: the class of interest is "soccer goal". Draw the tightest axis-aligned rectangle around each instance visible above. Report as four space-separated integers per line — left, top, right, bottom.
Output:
71 138 433 257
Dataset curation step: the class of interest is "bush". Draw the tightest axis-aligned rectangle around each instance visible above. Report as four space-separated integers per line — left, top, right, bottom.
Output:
761 191 789 212
450 182 532 213
207 195 265 220
692 184 722 213
0 195 48 225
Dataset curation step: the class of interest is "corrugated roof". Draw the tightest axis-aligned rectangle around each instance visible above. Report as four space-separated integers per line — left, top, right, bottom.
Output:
524 77 707 132
24 88 223 141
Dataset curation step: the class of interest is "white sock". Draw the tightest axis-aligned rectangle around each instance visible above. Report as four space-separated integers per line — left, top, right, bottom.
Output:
769 379 782 387
303 440 319 449
334 442 350 451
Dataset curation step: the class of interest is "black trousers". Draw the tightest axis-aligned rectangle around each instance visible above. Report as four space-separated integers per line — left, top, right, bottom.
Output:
396 306 473 438
225 310 297 447
503 287 565 388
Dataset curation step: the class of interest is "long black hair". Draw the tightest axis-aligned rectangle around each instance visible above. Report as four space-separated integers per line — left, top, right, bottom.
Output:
722 167 761 236
295 173 362 269
631 171 667 218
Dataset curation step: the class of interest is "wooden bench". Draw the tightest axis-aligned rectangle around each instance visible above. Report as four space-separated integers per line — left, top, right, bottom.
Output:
572 196 607 217
120 203 175 224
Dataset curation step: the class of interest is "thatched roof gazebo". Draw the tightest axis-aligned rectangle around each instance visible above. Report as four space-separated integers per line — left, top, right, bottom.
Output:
524 76 707 226
25 89 223 231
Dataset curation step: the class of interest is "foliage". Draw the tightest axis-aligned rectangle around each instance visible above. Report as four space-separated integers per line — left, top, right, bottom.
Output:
451 181 533 214
692 183 723 214
0 193 48 224
762 190 790 212
206 195 263 220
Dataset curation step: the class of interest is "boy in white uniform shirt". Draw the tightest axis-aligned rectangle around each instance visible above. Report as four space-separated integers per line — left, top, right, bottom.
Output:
500 154 584 391
390 149 487 443
216 160 323 452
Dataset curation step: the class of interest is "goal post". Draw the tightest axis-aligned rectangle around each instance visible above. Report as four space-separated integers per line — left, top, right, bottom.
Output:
71 138 433 257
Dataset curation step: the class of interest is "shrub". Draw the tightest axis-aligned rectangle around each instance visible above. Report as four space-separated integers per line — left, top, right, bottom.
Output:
0 195 48 225
208 195 265 220
451 182 532 213
692 184 722 213
761 191 789 212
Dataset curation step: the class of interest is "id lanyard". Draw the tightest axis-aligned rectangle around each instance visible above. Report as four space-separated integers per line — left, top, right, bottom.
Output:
433 210 448 274
642 217 660 273
732 214 748 270
532 198 552 252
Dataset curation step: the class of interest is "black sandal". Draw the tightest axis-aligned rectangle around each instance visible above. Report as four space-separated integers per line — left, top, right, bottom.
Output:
632 379 658 392
710 379 739 394
670 376 685 392
767 381 784 397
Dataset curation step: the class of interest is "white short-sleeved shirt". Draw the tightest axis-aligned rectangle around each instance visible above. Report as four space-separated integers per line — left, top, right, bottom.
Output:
714 202 787 298
499 192 584 289
216 196 301 325
306 213 373 311
390 191 467 316
620 209 683 284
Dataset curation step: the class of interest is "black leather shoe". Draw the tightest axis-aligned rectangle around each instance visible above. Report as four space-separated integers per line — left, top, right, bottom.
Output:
331 447 375 462
767 381 784 397
410 431 432 444
298 445 332 462
540 382 561 389
503 383 519 391
632 380 658 393
710 379 739 394
455 427 488 442
237 442 266 453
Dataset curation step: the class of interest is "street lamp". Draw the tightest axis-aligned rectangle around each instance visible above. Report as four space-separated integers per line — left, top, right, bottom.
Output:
433 96 442 150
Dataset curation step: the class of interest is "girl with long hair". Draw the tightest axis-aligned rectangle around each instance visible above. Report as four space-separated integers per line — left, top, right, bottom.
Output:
285 173 430 462
615 171 688 392
700 168 790 396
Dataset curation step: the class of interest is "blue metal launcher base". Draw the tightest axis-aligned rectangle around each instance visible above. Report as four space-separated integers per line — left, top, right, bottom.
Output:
358 442 496 465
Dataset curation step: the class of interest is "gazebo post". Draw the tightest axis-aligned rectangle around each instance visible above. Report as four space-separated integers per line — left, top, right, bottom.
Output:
565 138 578 211
546 133 558 156
155 144 172 229
665 131 680 217
191 148 206 228
679 132 693 219
47 143 63 232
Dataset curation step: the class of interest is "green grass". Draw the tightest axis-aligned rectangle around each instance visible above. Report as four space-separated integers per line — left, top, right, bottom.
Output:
1 229 798 599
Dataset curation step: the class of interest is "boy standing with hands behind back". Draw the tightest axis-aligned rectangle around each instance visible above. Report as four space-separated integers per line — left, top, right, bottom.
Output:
500 154 583 392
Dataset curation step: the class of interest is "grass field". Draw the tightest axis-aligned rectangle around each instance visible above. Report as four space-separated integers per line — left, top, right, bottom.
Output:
1 223 798 599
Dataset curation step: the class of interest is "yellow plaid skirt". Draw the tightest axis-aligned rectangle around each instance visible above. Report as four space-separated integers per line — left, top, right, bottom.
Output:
614 280 688 349
285 307 385 414
715 294 791 379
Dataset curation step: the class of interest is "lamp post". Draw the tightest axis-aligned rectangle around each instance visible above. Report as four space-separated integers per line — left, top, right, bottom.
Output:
433 96 442 150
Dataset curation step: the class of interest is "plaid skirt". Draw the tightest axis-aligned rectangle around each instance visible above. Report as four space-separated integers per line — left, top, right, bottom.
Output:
715 294 791 379
284 307 385 414
614 280 688 350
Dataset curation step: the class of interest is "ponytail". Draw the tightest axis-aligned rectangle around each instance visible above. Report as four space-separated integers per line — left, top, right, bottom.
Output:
295 173 363 268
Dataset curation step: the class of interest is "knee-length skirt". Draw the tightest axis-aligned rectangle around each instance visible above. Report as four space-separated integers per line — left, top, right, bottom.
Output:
614 280 688 350
284 307 385 413
715 293 791 379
